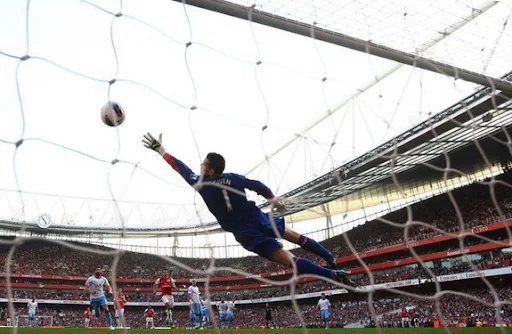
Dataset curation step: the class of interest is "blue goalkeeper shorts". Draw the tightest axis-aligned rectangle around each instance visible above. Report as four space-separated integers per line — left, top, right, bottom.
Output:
233 210 285 260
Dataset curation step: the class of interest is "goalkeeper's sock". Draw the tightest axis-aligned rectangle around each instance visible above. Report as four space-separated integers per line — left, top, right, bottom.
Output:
292 257 334 280
298 235 335 264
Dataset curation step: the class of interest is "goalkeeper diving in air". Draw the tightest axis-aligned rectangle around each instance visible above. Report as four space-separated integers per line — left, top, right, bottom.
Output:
142 133 357 287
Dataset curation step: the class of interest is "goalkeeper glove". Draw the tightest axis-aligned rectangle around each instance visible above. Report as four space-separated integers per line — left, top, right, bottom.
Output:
142 132 166 156
272 200 286 213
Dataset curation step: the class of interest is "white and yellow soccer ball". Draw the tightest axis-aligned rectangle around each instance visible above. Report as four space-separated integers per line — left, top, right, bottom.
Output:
100 101 126 127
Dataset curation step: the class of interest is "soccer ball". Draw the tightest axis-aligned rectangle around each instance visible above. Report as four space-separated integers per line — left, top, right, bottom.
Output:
100 101 126 127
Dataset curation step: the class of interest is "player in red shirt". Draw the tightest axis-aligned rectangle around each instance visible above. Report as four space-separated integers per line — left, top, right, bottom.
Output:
154 270 176 327
401 307 409 328
114 288 127 328
144 306 155 329
6 311 12 327
83 307 92 328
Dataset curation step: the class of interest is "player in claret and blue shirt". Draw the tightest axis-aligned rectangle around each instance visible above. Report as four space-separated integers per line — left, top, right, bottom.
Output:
85 267 114 330
143 133 357 287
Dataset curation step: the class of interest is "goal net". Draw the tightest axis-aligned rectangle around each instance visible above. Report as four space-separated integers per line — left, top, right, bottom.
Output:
1 0 512 332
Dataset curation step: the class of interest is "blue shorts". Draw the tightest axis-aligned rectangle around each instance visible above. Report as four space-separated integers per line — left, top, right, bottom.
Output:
233 211 285 260
191 303 202 316
320 309 329 319
28 311 35 319
90 296 108 311
201 308 208 317
219 311 226 320
226 313 234 321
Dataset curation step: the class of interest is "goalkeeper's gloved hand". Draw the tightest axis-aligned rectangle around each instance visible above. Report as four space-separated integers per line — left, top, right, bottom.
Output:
272 200 286 213
142 132 166 156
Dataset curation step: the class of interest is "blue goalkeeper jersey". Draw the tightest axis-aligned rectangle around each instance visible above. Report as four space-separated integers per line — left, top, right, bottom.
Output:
163 153 274 232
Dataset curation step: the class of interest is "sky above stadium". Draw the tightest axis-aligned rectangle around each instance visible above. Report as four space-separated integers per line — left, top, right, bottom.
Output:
0 0 512 234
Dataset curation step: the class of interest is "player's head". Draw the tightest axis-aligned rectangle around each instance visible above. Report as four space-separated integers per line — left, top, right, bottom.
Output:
94 267 102 277
162 270 169 278
321 293 326 299
31 299 35 302
118 288 123 294
265 303 269 307
201 153 225 177
190 279 197 286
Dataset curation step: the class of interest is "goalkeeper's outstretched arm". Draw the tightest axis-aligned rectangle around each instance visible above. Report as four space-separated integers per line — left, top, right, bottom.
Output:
142 133 199 186
244 178 274 199
244 177 286 213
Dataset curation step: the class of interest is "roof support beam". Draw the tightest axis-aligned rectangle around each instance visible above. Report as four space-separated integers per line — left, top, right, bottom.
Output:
178 1 512 93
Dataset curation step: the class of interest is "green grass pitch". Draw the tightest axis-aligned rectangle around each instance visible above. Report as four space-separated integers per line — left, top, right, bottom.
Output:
0 329 511 334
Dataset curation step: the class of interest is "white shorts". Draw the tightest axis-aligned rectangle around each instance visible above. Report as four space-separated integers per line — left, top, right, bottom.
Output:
161 295 174 306
115 308 124 317
146 317 154 322
402 317 409 322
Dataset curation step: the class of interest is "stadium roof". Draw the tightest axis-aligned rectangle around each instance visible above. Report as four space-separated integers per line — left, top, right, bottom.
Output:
276 82 512 219
1 0 512 233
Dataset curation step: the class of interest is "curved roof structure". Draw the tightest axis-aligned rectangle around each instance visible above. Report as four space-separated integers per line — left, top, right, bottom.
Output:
1 0 512 232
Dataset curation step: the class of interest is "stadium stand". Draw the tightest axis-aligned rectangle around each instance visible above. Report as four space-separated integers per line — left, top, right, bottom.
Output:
1 285 511 328
0 172 511 328
1 172 511 280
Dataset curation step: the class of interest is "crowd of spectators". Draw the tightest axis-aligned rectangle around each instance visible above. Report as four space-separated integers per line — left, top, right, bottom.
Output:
2 250 510 304
1 286 510 328
0 173 511 329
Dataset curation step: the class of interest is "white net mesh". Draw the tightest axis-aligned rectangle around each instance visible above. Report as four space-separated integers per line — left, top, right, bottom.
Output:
227 0 512 77
1 0 512 332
